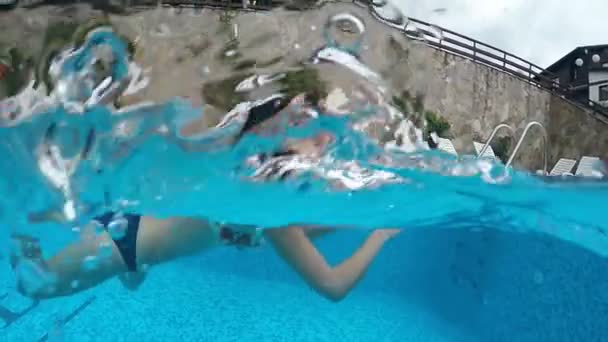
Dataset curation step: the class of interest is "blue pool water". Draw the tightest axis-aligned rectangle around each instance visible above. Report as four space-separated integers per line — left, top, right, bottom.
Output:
2 227 608 341
1 20 608 342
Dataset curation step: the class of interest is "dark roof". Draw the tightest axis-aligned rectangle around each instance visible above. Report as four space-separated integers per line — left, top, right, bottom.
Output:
545 44 608 72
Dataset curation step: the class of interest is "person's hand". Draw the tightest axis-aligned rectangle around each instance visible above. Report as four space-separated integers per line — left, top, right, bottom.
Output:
374 228 402 241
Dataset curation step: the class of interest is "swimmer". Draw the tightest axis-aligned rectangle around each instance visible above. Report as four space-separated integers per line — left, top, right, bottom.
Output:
12 94 402 302
12 215 400 302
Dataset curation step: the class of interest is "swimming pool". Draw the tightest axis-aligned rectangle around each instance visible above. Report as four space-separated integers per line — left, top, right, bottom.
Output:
2 226 607 341
1 2 608 341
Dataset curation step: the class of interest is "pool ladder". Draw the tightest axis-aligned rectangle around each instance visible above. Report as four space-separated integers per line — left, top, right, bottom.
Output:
477 121 549 175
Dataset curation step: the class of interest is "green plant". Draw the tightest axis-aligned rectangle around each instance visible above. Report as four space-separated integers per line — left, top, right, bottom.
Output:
424 110 450 138
490 136 512 164
413 93 425 114
2 47 32 96
122 35 137 57
392 93 410 114
279 68 328 104
391 90 422 116
201 74 252 111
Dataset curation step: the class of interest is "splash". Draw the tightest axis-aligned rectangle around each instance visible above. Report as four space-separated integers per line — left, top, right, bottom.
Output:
0 8 607 263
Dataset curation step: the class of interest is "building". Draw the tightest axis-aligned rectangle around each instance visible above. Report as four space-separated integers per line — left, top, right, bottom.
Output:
543 44 608 107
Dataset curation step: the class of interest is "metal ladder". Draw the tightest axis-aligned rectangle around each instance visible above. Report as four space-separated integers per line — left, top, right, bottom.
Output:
477 121 549 175
477 123 517 159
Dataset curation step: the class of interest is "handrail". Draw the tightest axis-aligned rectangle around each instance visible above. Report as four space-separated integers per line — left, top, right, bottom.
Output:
360 0 608 120
476 123 517 159
406 17 549 73
505 121 548 175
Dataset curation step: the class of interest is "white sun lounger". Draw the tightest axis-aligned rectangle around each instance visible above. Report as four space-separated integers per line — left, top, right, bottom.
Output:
436 137 458 156
575 156 601 177
549 158 577 176
473 141 496 159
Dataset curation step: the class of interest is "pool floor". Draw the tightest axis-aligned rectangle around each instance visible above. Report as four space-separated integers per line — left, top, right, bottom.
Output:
2 228 607 341
1 261 462 342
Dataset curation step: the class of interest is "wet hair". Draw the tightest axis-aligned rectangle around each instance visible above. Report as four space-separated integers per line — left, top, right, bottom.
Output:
235 96 296 161
237 96 290 138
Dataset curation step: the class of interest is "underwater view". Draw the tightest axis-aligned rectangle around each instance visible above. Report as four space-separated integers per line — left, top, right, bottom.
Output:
0 0 607 340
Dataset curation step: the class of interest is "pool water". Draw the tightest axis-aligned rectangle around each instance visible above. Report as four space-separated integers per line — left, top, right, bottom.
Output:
2 228 607 341
1 5 608 341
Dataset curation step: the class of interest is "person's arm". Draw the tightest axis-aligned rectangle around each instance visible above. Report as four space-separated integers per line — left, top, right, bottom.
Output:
265 226 399 302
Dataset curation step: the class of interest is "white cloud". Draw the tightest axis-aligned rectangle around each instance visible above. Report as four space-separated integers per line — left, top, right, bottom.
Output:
392 0 608 67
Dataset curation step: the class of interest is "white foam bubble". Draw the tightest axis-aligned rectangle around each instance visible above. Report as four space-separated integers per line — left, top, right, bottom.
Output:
82 255 99 271
107 217 128 240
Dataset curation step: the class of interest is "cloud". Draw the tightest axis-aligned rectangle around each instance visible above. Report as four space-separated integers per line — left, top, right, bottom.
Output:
392 0 607 67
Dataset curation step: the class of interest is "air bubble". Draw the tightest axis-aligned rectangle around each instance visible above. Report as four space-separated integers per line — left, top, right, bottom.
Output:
108 217 128 240
82 255 99 271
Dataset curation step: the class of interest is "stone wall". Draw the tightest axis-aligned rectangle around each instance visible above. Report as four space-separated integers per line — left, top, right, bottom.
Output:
3 2 606 171
547 96 608 164
368 24 608 171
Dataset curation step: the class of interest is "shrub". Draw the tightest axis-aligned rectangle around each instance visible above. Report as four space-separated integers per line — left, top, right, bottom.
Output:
424 110 450 138
491 135 512 164
201 74 250 111
278 68 328 104
2 47 32 96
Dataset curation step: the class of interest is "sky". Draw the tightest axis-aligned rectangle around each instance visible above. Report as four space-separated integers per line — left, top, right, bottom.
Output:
392 0 608 68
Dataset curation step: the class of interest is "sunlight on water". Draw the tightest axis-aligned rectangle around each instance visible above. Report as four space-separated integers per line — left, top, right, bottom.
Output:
0 0 607 273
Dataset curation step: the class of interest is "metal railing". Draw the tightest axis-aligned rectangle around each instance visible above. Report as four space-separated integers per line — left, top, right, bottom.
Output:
38 0 608 118
131 0 283 11
506 121 549 175
477 123 517 160
357 0 608 120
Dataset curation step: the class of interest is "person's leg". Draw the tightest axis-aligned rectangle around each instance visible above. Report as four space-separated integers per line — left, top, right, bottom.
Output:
13 216 219 299
136 216 219 266
12 228 127 299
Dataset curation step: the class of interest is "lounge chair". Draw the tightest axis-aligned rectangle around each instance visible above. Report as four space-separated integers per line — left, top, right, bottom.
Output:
473 141 496 159
436 137 458 156
575 156 601 177
549 158 577 176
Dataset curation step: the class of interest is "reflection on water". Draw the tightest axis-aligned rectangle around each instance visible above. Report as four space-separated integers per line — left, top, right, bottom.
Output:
0 2 606 260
